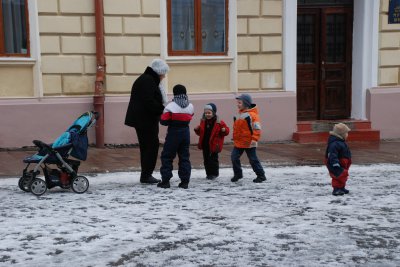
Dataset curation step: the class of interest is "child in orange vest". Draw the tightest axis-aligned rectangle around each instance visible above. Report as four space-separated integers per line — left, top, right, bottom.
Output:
194 103 229 180
231 94 266 183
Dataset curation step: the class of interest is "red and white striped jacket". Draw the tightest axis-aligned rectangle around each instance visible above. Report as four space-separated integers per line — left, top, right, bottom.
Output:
160 101 194 127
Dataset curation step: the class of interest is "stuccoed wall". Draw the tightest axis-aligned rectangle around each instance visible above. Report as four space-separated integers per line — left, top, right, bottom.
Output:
0 66 33 97
38 0 162 96
379 0 400 86
237 0 283 91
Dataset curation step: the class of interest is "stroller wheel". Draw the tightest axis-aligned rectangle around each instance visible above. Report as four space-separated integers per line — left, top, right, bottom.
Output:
18 176 32 192
71 176 89 194
30 178 47 196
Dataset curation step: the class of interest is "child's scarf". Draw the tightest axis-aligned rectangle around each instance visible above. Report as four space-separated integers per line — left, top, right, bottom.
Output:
173 94 189 108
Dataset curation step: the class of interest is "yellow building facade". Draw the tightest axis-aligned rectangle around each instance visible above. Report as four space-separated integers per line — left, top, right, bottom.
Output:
0 0 399 147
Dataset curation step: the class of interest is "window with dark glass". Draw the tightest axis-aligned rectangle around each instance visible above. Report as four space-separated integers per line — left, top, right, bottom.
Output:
0 0 29 56
167 0 228 56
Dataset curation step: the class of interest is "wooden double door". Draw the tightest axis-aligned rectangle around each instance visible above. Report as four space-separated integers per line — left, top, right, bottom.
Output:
297 5 353 120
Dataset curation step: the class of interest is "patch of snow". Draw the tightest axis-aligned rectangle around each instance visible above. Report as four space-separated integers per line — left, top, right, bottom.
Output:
0 164 399 267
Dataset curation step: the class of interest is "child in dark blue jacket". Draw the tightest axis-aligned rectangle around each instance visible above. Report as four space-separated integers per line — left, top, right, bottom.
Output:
325 123 352 196
157 84 194 189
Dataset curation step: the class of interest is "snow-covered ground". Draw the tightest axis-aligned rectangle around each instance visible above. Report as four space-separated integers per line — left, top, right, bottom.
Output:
1 164 399 267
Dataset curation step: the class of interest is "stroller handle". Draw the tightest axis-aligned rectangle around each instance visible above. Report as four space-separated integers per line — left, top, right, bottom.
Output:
33 140 53 154
33 140 51 149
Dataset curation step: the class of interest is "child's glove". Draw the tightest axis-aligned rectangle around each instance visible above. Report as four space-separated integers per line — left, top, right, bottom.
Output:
221 128 226 132
250 140 258 147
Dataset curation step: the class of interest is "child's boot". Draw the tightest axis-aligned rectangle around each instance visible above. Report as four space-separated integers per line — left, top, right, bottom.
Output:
332 188 345 196
231 173 243 182
341 187 349 194
253 174 266 183
178 181 189 189
157 180 170 189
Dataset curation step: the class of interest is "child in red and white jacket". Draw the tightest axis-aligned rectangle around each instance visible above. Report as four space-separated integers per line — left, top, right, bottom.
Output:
157 84 194 189
194 103 229 180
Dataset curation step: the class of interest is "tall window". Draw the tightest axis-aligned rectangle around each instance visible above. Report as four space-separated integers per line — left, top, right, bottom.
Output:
0 0 29 56
167 0 228 56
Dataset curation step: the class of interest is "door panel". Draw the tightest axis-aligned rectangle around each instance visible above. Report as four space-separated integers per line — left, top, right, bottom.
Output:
297 9 320 120
297 6 353 120
320 7 352 119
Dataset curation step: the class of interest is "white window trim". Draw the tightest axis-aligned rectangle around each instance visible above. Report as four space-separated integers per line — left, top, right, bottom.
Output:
160 0 238 92
0 0 43 98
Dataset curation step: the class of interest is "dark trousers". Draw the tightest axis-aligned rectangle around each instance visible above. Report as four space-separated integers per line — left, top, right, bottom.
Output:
160 127 191 182
231 147 265 176
135 125 160 179
203 148 219 177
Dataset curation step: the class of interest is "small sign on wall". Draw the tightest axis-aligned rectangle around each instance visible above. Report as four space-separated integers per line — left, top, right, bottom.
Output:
389 0 400 24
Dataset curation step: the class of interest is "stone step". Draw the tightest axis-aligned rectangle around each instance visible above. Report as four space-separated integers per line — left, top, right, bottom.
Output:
296 120 372 132
293 120 380 143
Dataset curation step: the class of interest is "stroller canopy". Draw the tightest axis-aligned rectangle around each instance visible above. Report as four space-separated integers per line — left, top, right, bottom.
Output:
52 111 98 160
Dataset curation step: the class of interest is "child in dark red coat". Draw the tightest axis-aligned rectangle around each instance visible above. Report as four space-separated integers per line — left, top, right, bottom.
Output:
325 123 352 196
194 103 229 180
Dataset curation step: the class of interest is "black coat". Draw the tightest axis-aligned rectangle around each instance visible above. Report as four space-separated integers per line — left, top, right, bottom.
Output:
125 67 165 130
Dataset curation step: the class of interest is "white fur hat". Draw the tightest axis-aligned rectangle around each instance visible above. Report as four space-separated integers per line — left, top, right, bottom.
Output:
330 123 351 138
150 59 170 75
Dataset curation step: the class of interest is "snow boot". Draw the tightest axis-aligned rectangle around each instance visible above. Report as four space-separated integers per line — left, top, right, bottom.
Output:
231 174 243 182
206 175 218 180
157 180 170 189
178 181 189 189
140 175 160 184
332 188 345 196
253 174 266 183
341 187 350 194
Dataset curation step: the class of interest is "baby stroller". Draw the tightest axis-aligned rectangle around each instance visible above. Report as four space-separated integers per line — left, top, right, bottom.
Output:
18 111 99 196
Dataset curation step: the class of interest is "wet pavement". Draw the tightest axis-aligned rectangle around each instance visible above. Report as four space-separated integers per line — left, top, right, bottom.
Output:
1 140 399 178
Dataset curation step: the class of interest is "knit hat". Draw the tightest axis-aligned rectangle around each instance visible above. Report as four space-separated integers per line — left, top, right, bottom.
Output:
172 84 189 108
173 84 187 95
204 103 217 115
150 59 170 75
235 94 253 108
330 123 351 139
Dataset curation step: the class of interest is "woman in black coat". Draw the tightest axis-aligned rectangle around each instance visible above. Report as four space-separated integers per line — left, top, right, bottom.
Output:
125 59 169 184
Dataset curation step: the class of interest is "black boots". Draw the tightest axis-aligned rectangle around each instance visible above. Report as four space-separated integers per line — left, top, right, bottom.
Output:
342 187 350 194
178 181 189 189
231 174 267 183
140 175 160 184
253 174 266 183
332 188 344 196
157 180 170 188
157 180 189 189
332 187 350 196
231 174 243 182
